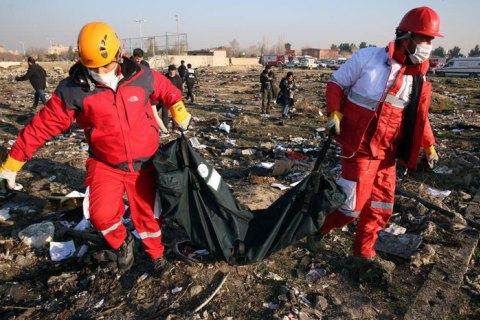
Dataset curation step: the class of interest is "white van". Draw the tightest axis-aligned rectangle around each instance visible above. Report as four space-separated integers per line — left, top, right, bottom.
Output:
298 56 318 69
435 57 480 77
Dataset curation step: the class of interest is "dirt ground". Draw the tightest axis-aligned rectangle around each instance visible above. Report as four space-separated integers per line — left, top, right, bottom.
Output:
0 62 479 320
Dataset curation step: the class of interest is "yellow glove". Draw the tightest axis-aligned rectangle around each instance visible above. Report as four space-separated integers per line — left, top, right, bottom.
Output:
425 145 439 168
327 111 343 135
0 155 25 190
170 101 191 130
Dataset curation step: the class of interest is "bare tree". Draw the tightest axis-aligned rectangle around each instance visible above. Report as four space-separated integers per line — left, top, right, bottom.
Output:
259 35 269 55
26 47 48 61
229 39 240 57
275 35 285 54
245 44 260 57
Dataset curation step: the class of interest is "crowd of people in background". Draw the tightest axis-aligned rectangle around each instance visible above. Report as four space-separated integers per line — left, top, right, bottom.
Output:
129 48 197 134
260 65 297 119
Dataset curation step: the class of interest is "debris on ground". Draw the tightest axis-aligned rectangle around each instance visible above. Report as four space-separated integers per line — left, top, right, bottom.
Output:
1 64 479 319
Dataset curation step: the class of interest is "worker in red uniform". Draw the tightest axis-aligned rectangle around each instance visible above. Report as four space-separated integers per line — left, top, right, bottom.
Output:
0 22 191 273
308 7 441 266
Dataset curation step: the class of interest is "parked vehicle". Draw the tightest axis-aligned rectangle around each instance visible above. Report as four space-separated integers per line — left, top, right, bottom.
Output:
435 57 480 77
316 59 327 68
326 60 340 70
285 58 300 68
298 56 318 69
261 54 287 67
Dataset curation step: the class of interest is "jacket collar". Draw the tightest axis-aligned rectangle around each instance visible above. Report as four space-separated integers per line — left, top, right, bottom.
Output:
386 41 429 75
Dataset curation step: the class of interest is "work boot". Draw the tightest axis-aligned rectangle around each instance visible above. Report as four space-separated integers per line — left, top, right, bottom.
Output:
306 233 324 253
361 255 396 284
117 233 134 273
150 256 167 275
346 255 396 284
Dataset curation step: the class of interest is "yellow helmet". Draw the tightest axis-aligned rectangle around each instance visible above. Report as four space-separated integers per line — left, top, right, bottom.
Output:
77 22 121 68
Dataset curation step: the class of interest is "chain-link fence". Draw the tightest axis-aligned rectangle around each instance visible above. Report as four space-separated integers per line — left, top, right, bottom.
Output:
121 33 188 57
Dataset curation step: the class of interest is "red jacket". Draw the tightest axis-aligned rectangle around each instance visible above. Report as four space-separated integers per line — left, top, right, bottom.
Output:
10 58 182 172
326 42 435 169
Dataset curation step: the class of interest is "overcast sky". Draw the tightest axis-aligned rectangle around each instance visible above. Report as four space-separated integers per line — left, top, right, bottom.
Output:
1 0 478 54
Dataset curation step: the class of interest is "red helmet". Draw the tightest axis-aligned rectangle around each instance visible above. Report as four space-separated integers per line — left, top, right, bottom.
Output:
398 6 443 37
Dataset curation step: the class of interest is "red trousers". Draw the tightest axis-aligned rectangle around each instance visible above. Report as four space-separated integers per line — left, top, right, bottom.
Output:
320 154 396 258
85 158 164 259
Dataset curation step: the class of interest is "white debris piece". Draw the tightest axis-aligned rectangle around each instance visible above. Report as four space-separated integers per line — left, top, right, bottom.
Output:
291 137 306 144
225 138 237 146
383 223 407 235
189 137 207 149
18 222 55 248
426 186 452 199
137 272 149 283
241 148 256 156
263 302 280 310
93 298 104 309
265 272 283 281
65 190 85 198
171 287 183 294
259 162 275 169
433 166 453 174
305 268 327 282
0 208 11 221
218 122 231 133
49 240 76 261
271 183 290 191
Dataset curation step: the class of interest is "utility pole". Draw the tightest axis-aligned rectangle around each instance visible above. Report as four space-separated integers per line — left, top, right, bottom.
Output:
46 37 54 50
174 14 180 54
19 41 26 56
134 19 146 50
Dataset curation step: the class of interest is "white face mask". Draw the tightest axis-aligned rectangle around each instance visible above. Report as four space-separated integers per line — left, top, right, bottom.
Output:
409 43 432 64
88 67 120 91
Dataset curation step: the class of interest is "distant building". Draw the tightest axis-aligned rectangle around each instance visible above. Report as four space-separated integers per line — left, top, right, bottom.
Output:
301 48 320 58
301 48 340 59
0 46 18 55
47 44 69 55
319 49 340 59
187 49 227 57
187 49 212 56
214 46 233 57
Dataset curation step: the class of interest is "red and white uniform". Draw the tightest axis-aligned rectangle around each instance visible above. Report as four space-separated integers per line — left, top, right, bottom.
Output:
9 58 183 259
321 43 435 258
